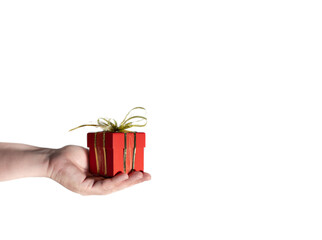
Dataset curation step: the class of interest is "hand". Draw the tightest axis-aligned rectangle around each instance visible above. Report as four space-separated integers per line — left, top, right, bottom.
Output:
47 145 151 195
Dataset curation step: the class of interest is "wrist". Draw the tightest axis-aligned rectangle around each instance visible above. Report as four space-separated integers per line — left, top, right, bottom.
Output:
29 147 55 178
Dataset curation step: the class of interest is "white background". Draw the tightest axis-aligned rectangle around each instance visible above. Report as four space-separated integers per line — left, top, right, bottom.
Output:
0 1 322 239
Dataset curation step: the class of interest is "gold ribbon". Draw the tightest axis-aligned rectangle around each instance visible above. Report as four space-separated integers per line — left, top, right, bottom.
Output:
124 133 127 172
94 132 99 173
132 132 136 170
69 107 147 132
123 132 137 173
94 132 108 175
103 132 107 175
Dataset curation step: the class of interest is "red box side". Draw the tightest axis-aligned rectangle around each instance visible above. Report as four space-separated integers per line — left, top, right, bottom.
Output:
136 132 145 148
87 131 145 177
134 148 144 172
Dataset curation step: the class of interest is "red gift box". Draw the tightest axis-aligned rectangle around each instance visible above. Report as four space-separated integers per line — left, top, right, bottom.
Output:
87 131 145 177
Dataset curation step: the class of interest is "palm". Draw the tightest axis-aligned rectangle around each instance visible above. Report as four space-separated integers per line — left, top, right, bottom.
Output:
48 145 151 195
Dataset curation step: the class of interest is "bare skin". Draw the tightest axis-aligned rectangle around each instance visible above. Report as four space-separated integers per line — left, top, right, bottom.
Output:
0 142 151 195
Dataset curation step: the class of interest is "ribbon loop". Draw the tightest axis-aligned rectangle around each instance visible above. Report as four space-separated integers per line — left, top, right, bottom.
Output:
69 107 147 132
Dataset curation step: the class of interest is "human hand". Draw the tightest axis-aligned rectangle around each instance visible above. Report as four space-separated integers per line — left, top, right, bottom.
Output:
47 145 151 195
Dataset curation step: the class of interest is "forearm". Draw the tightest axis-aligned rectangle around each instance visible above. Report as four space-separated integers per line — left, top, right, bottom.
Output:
0 142 53 181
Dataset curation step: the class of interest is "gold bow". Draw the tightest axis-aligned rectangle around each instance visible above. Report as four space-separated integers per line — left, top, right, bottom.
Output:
69 107 147 132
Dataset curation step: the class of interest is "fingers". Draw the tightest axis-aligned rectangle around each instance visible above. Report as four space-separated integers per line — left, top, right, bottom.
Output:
141 172 151 181
108 171 151 193
113 172 130 182
82 171 151 195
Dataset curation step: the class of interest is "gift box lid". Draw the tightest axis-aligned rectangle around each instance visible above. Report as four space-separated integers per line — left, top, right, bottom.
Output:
87 132 145 148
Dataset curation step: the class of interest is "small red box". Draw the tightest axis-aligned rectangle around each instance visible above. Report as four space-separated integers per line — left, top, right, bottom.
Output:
87 132 145 177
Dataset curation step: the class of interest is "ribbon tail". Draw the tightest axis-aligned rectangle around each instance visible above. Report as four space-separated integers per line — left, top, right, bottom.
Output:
69 124 99 132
